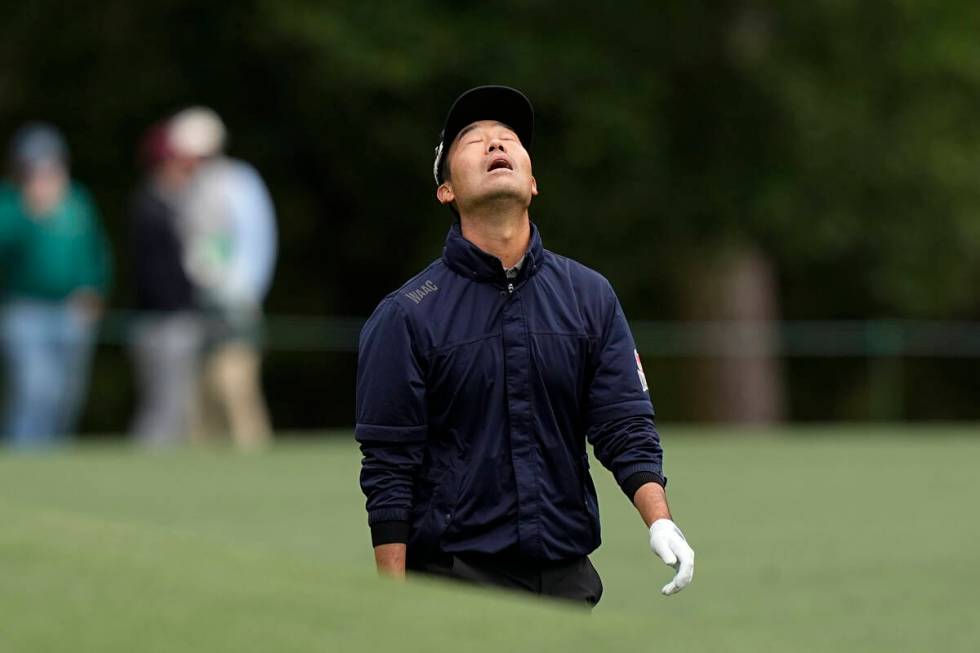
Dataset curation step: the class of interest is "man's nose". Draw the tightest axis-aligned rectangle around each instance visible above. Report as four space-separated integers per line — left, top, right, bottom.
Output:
487 140 506 153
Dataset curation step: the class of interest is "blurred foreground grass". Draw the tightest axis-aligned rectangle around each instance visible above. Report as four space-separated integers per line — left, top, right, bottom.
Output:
1 426 978 652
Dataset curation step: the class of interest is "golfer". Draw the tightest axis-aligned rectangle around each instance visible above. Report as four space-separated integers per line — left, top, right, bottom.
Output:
356 86 694 606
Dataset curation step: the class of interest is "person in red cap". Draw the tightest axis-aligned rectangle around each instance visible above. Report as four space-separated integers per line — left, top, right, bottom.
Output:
355 86 694 606
128 120 204 446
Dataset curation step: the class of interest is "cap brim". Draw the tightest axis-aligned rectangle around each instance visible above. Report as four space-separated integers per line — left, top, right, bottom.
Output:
435 85 534 184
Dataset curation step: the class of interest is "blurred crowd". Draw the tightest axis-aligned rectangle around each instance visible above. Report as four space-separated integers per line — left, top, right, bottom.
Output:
0 109 278 450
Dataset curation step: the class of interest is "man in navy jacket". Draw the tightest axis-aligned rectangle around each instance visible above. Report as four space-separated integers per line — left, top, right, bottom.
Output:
356 86 694 605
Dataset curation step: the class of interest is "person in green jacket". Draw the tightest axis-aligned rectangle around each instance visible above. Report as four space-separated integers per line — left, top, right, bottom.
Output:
0 123 112 447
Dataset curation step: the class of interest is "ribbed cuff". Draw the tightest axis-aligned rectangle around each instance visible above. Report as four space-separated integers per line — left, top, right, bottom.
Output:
621 471 666 500
370 520 411 546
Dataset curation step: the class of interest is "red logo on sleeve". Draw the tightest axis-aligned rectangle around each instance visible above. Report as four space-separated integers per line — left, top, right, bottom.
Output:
634 349 648 392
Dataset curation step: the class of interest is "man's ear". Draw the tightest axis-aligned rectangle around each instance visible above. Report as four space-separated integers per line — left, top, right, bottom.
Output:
437 182 455 205
530 175 539 197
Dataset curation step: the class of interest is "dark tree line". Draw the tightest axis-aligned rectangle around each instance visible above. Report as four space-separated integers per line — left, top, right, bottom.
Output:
2 1 978 428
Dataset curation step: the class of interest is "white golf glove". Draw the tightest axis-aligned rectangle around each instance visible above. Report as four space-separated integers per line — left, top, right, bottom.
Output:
649 518 695 596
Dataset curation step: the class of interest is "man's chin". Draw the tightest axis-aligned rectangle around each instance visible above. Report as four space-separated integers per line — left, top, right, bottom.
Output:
471 193 530 212
472 183 532 207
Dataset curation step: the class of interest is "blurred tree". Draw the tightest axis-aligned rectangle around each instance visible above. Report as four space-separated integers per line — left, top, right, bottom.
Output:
1 0 978 428
754 1 980 317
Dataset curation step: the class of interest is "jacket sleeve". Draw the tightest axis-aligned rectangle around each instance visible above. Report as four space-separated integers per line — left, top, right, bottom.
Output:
585 280 665 499
355 298 428 546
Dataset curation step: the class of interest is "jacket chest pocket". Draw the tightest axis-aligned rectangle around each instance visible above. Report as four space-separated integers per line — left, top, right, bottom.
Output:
529 333 591 408
427 338 505 411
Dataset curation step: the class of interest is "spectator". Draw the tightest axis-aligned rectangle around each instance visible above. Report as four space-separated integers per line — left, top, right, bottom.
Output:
170 107 277 450
0 123 111 447
128 121 203 446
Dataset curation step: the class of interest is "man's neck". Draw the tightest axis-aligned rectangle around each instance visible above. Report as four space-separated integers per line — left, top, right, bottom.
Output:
458 208 531 270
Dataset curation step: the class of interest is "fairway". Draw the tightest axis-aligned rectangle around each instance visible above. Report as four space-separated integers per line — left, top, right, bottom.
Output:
1 427 978 652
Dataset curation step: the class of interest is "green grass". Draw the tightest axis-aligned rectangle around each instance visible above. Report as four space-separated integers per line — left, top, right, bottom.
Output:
1 426 978 652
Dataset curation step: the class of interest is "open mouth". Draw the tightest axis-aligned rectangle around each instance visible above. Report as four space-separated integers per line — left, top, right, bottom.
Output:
487 157 513 172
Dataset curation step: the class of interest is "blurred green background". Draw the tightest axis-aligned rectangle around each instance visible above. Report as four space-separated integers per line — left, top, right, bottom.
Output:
2 1 979 430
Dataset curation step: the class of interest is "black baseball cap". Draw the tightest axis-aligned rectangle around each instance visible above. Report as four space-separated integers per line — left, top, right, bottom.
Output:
433 85 534 185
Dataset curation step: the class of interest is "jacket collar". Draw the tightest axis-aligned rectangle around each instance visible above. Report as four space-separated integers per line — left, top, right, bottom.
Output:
442 220 544 284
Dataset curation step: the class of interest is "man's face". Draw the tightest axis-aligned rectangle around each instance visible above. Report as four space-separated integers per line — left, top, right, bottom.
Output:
438 120 537 213
20 160 68 218
156 153 200 190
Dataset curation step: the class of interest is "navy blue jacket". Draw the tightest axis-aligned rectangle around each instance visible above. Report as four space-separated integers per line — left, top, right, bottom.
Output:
356 222 665 563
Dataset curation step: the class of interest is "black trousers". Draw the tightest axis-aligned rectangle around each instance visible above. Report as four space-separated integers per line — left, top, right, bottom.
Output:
411 552 604 608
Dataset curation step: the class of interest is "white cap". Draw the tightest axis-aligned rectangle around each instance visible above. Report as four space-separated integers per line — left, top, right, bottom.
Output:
169 106 226 158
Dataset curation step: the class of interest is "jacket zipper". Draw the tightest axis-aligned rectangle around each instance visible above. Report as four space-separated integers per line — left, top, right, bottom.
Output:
507 282 515 295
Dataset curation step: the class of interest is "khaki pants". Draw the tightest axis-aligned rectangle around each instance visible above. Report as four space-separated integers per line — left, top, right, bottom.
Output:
192 341 271 449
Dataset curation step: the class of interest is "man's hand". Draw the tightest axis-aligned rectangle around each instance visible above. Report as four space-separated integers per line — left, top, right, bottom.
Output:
70 289 104 322
374 543 407 580
649 518 695 596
